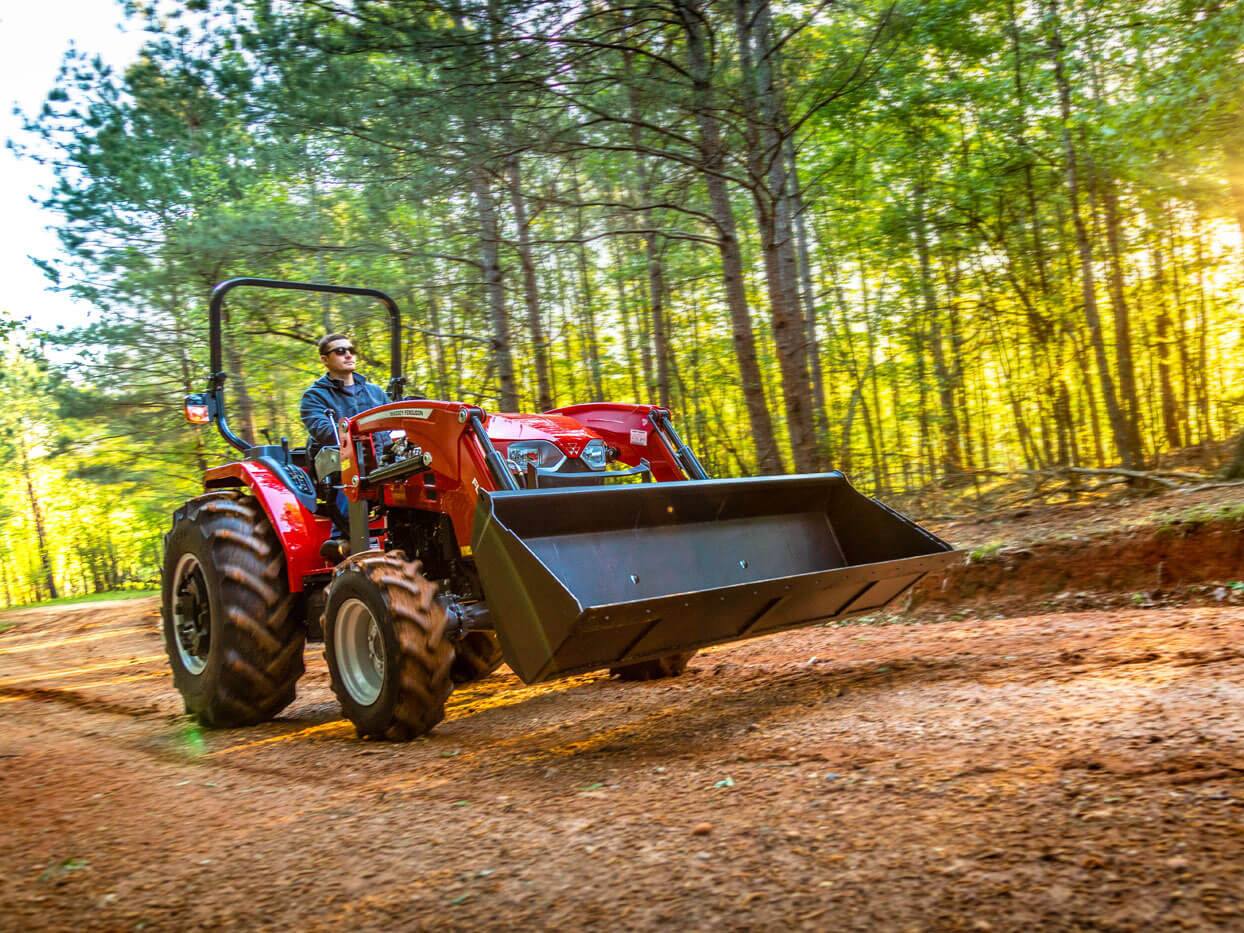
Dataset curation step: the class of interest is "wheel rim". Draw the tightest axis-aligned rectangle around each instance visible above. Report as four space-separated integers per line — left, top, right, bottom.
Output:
334 598 385 706
172 553 211 675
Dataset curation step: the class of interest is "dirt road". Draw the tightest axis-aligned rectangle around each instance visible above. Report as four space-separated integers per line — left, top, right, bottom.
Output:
2 587 1242 930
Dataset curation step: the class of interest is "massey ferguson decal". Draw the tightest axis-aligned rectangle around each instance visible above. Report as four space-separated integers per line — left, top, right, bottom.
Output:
357 407 434 428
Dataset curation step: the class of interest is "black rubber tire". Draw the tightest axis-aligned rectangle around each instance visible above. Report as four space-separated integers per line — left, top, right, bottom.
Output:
161 491 305 727
323 552 454 740
451 631 504 684
610 651 697 681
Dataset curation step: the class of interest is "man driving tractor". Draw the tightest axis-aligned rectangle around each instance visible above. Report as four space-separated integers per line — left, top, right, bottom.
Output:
299 333 389 560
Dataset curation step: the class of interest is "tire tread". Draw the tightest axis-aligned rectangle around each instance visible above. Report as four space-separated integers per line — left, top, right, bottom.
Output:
163 491 305 727
324 552 454 740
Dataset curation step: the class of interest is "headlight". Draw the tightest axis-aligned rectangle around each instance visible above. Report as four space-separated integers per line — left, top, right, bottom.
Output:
506 440 565 471
580 439 608 471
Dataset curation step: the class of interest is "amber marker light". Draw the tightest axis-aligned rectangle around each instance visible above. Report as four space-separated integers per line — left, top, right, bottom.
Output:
184 397 210 424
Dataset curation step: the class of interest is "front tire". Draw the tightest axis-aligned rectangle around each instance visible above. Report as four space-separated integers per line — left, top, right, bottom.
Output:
161 491 305 727
323 552 454 740
610 651 696 681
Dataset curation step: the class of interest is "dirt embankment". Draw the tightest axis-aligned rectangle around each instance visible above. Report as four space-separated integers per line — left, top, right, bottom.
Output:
913 512 1244 615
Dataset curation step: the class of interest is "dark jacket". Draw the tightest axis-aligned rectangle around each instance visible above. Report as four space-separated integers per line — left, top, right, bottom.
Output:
300 372 390 450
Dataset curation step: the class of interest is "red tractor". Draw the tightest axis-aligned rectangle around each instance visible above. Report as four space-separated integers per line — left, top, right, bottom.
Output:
164 278 956 740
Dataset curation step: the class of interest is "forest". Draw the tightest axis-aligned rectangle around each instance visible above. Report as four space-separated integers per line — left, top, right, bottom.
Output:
1 0 1241 606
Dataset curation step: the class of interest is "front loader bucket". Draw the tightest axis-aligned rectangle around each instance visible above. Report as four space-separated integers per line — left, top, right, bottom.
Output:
473 472 958 684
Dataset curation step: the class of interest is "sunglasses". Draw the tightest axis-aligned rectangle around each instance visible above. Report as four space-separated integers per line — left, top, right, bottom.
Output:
326 346 356 357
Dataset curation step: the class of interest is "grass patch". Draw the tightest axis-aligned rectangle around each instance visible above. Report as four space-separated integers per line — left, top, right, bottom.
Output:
39 857 89 882
0 588 158 618
1207 502 1244 521
968 541 1005 562
1158 502 1244 533
825 611 927 629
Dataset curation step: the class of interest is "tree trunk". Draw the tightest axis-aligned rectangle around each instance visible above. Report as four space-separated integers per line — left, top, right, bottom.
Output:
610 232 645 403
469 166 518 411
644 232 671 408
1097 175 1145 462
1168 211 1196 439
424 284 450 400
1193 232 1213 441
674 0 784 474
308 158 332 333
623 51 671 407
732 0 816 472
1007 0 1052 299
1053 379 1075 465
1068 326 1105 465
1149 235 1182 449
1044 0 1138 468
635 252 656 401
788 146 830 466
16 435 57 601
913 183 964 479
506 156 553 410
1224 136 1244 258
829 241 886 493
569 166 605 400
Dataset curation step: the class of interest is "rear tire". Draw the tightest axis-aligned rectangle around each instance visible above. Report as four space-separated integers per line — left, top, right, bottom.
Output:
451 631 504 684
161 491 305 727
610 651 696 681
323 552 454 740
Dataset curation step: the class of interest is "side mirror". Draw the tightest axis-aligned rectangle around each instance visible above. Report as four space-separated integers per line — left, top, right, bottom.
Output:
184 393 212 425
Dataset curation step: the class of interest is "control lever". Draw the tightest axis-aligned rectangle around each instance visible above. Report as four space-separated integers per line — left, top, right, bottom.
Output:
326 408 341 446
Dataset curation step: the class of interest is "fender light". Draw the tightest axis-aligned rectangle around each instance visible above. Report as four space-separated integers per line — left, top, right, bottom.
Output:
183 394 211 425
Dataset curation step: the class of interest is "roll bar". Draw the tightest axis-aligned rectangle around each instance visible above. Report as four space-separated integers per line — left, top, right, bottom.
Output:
205 277 406 453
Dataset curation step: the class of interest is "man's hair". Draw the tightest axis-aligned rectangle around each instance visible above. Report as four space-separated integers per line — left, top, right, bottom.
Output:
318 333 351 355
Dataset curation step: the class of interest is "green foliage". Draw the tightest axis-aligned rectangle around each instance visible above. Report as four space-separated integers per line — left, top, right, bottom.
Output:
0 588 158 616
969 542 1005 563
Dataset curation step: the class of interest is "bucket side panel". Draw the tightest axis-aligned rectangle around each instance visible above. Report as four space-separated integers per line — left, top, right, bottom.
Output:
829 484 952 563
473 512 584 683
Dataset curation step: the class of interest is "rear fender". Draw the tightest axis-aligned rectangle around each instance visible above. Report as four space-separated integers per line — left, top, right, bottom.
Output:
204 461 333 591
545 403 685 481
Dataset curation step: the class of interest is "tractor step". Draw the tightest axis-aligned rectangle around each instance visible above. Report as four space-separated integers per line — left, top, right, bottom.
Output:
473 473 959 683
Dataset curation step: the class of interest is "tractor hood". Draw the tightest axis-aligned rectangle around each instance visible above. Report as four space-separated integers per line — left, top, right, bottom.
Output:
484 412 601 462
